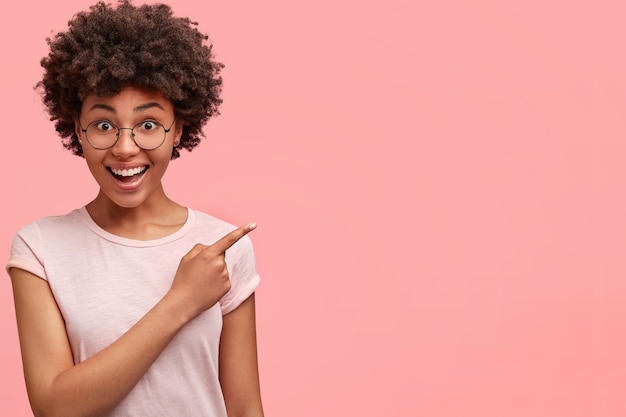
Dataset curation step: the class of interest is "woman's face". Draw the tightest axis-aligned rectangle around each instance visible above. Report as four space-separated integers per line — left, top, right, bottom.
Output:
76 85 182 209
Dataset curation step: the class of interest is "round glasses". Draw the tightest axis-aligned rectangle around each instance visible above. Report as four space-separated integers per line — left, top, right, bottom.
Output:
79 119 176 150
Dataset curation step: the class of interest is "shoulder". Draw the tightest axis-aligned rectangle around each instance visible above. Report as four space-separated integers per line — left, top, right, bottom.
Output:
7 209 84 279
191 209 237 233
187 208 257 262
189 209 247 243
13 209 84 242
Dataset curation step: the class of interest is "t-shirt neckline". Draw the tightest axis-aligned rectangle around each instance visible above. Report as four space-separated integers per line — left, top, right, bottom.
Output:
78 206 196 248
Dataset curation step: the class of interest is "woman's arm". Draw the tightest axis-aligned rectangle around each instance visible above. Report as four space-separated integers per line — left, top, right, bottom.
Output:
11 267 194 417
219 293 264 417
11 223 255 417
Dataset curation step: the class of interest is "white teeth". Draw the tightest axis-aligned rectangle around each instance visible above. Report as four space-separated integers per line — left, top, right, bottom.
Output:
111 166 146 177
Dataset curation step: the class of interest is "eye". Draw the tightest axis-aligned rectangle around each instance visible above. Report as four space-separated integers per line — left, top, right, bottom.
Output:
137 120 159 131
93 121 115 132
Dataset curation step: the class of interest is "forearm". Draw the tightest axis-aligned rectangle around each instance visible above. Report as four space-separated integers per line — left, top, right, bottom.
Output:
31 293 191 417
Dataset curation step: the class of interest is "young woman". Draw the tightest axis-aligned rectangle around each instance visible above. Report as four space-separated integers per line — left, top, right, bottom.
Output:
6 1 264 416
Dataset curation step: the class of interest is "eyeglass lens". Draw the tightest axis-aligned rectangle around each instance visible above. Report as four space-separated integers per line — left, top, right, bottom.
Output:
85 120 167 150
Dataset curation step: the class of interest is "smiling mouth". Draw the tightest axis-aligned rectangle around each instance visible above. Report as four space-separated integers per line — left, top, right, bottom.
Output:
108 166 148 182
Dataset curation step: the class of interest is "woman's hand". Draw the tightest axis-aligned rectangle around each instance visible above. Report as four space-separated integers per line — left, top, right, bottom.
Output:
168 222 257 321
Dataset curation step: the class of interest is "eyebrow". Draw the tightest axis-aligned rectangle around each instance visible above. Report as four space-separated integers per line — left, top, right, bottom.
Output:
87 102 166 113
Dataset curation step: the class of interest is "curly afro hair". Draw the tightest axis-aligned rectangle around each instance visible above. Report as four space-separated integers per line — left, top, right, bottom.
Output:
37 0 224 159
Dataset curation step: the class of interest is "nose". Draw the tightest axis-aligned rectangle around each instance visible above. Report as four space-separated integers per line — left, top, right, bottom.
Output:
111 127 140 157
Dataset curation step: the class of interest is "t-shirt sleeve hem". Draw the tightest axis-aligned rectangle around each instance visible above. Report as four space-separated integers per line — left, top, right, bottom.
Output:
220 273 261 315
6 256 47 281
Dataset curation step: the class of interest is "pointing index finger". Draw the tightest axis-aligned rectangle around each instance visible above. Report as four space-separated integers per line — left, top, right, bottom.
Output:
211 222 257 253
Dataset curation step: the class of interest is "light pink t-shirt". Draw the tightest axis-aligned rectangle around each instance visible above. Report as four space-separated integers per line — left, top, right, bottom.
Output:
7 207 261 416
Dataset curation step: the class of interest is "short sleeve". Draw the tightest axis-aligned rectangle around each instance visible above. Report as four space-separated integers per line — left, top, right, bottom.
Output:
6 224 48 281
219 234 261 315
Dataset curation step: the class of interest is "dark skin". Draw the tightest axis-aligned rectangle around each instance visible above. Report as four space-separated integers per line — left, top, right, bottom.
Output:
11 223 262 417
10 87 264 417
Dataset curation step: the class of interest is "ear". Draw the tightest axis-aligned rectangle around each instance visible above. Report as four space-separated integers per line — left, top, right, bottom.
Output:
173 121 183 146
74 119 83 144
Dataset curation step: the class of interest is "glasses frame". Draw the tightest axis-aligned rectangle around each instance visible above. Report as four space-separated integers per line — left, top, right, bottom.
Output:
79 118 176 150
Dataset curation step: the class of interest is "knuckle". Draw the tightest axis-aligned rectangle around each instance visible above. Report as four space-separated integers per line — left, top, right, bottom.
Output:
184 244 204 258
200 247 218 259
213 256 227 269
192 243 205 252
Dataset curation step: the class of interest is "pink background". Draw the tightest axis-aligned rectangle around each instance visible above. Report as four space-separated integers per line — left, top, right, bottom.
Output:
1 0 625 415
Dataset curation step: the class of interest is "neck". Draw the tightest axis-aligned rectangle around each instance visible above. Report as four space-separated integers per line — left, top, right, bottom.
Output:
86 189 188 240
